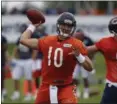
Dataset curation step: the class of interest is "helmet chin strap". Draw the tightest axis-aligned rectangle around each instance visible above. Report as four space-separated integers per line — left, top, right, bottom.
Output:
57 24 75 38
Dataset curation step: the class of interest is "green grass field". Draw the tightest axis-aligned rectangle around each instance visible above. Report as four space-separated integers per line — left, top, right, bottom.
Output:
3 44 106 104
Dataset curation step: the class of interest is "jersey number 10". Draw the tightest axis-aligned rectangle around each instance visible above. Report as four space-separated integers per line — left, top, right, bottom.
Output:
48 46 63 68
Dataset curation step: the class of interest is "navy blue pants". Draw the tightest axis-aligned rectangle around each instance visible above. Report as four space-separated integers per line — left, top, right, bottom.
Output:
100 83 117 104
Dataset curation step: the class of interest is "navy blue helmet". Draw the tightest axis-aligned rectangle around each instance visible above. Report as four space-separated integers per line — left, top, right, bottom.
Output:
57 12 76 37
108 17 117 34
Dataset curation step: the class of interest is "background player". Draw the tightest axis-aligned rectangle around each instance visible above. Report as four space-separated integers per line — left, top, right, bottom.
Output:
73 29 95 99
1 35 9 102
19 12 93 104
87 16 117 104
11 24 33 101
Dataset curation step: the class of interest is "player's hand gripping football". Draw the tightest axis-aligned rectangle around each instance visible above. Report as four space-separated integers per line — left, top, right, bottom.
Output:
69 46 80 56
33 21 42 28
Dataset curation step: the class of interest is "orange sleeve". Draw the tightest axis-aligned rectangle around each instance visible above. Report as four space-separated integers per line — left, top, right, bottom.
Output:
95 38 105 52
38 37 46 52
74 39 88 55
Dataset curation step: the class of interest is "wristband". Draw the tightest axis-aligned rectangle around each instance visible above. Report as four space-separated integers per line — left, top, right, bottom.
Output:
76 53 85 63
27 24 36 33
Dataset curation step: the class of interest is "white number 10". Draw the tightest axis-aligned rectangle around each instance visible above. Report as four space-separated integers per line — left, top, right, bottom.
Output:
48 46 63 67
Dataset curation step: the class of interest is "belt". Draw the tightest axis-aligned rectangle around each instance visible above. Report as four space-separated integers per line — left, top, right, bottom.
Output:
52 80 73 87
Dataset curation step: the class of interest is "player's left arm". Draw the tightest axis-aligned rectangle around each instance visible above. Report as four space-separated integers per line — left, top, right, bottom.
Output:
70 40 94 72
80 55 93 72
70 46 93 72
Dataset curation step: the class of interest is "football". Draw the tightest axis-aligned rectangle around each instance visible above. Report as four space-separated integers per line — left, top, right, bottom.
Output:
26 9 45 24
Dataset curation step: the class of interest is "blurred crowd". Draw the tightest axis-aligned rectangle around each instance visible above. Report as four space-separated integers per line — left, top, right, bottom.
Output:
2 1 117 15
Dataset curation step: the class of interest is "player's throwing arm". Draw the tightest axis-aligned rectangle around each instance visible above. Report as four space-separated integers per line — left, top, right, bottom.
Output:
20 9 45 49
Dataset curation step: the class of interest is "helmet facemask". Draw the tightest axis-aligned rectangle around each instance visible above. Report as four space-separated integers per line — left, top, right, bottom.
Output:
57 23 76 39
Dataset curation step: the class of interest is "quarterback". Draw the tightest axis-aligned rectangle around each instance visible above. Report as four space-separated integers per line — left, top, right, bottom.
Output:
20 12 93 104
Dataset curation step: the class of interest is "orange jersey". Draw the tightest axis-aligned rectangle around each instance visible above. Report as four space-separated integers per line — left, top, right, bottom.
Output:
38 35 87 85
96 36 117 82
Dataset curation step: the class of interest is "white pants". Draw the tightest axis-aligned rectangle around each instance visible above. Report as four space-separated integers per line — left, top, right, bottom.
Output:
32 59 42 71
73 64 89 79
11 59 33 80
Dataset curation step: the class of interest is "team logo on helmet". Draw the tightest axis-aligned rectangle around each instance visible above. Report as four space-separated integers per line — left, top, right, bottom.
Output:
64 19 73 24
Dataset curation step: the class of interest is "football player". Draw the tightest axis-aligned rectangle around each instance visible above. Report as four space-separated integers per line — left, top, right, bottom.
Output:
87 17 117 104
1 35 9 102
20 12 93 104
